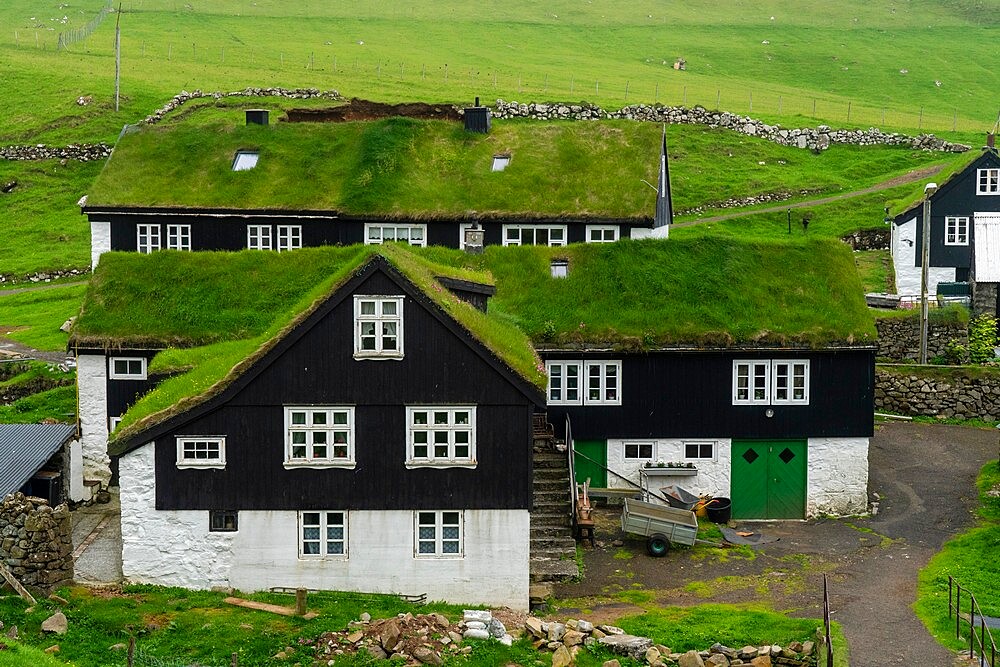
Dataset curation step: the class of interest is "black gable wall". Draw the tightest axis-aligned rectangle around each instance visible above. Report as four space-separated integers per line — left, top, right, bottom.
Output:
151 267 536 511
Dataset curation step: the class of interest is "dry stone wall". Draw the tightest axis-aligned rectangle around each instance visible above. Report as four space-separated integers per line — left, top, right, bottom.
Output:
491 100 970 153
0 493 74 592
876 367 1000 420
875 317 967 362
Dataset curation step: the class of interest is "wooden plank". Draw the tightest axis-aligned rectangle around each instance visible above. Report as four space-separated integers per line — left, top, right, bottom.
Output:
223 597 317 619
0 561 36 605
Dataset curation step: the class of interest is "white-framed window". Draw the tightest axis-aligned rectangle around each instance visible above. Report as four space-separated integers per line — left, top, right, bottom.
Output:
407 407 476 467
502 224 567 247
415 510 463 557
491 154 511 172
137 224 161 254
247 225 272 250
733 360 810 405
175 436 226 469
209 510 238 532
624 442 654 459
232 150 259 172
354 295 403 359
546 360 621 405
166 224 191 251
277 225 302 251
364 223 427 247
684 441 717 461
586 225 619 243
978 168 1000 195
284 407 355 468
299 511 347 558
109 357 147 380
109 416 122 433
945 216 970 246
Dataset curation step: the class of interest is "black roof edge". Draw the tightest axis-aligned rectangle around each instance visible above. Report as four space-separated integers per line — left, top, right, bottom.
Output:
435 276 496 296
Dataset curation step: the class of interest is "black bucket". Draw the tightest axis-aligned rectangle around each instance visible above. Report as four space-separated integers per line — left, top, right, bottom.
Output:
706 497 732 523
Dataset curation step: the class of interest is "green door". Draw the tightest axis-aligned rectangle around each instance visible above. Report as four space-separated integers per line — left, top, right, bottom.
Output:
731 440 807 519
573 440 607 488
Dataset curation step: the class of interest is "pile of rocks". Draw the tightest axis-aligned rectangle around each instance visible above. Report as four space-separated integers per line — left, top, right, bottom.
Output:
0 268 89 285
0 493 73 592
491 99 970 153
140 87 342 126
0 143 111 162
677 188 821 217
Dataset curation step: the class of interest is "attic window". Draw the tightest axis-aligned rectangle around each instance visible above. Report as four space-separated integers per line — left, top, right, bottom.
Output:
550 259 569 278
491 154 511 172
232 150 259 171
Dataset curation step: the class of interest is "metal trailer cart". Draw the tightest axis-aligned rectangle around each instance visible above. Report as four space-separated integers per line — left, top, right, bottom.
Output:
621 497 700 556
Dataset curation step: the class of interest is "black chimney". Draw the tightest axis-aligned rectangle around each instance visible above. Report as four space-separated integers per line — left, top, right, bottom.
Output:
464 98 490 134
246 109 269 126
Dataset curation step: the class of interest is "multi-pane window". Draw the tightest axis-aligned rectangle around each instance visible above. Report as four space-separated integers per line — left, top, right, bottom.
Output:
407 407 476 466
684 441 716 460
364 224 427 247
299 511 347 558
945 216 970 246
733 360 810 405
285 407 354 466
247 225 273 250
415 511 462 557
176 437 226 469
624 442 654 459
137 224 161 253
546 361 621 405
502 225 567 247
209 510 238 532
166 224 191 251
277 225 302 251
586 225 619 243
354 296 403 358
109 357 147 380
978 168 1000 195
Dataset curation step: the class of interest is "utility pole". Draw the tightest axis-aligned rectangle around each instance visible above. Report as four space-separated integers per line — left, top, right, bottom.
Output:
919 182 938 364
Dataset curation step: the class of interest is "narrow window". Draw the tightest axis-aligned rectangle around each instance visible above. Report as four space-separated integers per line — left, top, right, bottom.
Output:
109 357 147 380
354 296 404 359
772 360 809 405
277 225 302 251
137 224 161 254
733 361 770 404
415 511 463 557
166 224 191 251
978 168 1000 195
209 510 239 532
247 225 273 250
299 511 348 558
285 407 355 467
945 216 969 246
546 362 582 405
585 361 621 405
176 437 226 469
407 407 476 467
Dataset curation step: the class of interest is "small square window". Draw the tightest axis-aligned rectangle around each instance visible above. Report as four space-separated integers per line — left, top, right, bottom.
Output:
407 406 477 467
299 511 347 558
209 510 238 532
624 442 654 459
491 154 511 172
354 296 404 359
109 357 147 380
415 510 463 557
233 150 259 171
684 442 716 460
176 437 226 469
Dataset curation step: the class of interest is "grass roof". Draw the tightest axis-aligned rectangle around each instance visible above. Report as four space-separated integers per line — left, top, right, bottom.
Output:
887 149 987 218
87 112 665 218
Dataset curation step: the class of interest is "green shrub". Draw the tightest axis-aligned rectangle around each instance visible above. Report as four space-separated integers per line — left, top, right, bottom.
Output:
968 314 998 364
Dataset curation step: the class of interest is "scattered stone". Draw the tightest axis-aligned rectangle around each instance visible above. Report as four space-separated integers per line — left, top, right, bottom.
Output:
598 625 625 635
413 646 443 665
41 612 67 635
576 620 594 633
346 631 363 644
463 629 490 640
563 630 584 647
498 634 513 647
379 620 401 650
360 612 371 622
597 634 653 661
749 656 771 667
463 610 492 623
705 654 730 667
432 613 449 627
551 644 572 667
646 646 662 664
44 645 59 654
5 627 17 640
801 641 814 656
488 618 507 638
525 617 545 638
465 621 487 631
366 646 387 660
1 181 17 193
602 660 621 667
678 649 706 667
548 622 566 642
591 628 606 639
110 643 128 651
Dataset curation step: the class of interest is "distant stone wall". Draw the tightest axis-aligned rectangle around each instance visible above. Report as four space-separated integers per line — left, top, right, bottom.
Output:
876 316 967 362
0 144 110 161
876 367 1000 420
491 100 970 153
0 493 74 592
842 228 890 251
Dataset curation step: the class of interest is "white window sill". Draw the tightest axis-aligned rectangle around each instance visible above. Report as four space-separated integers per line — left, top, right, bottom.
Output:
405 461 477 470
413 554 465 560
353 353 404 361
176 463 226 470
284 461 357 470
297 555 349 561
771 401 810 406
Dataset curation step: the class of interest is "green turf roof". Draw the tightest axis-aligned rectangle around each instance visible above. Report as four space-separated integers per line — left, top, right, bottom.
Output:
86 113 666 219
888 149 989 219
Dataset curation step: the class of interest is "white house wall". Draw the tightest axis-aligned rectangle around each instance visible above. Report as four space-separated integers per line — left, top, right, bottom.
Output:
90 221 111 269
892 216 957 299
603 436 868 517
77 354 111 486
119 442 530 609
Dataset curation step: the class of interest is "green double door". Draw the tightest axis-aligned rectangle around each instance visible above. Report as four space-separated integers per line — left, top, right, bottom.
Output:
731 440 807 519
573 440 607 488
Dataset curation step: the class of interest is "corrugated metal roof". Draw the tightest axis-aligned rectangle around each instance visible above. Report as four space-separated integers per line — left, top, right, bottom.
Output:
975 214 1000 282
0 424 76 498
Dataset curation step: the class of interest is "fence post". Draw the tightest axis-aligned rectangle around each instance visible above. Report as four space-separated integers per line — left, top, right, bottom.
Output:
295 587 307 616
654 82 658 103
127 636 135 667
919 106 923 130
624 80 629 101
749 90 752 113
847 102 851 123
683 85 687 105
231 651 239 666
957 583 961 640
716 89 720 109
778 95 782 114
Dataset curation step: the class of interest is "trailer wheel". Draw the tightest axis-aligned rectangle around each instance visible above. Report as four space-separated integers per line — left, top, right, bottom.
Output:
646 534 670 557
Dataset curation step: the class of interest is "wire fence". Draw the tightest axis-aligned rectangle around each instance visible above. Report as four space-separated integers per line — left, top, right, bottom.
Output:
56 0 113 51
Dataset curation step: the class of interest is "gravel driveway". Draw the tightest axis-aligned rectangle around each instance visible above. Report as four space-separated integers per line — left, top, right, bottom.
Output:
554 422 996 666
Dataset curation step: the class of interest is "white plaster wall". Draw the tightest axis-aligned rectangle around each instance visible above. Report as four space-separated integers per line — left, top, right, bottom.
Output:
120 443 236 588
630 228 652 240
806 437 869 517
68 439 86 502
892 217 957 298
605 438 731 500
77 354 111 486
90 221 111 269
119 442 529 609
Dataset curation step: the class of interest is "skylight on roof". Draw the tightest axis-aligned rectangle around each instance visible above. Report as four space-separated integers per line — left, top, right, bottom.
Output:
491 154 511 172
232 150 260 172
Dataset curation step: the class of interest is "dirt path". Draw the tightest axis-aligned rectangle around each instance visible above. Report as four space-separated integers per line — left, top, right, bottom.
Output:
0 279 87 297
554 422 995 666
674 164 946 228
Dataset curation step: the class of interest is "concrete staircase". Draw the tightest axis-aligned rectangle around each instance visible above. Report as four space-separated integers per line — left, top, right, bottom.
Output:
529 416 579 584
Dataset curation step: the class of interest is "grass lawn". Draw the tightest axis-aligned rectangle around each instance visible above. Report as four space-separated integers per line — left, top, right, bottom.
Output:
915 461 1000 651
0 284 88 351
854 250 894 294
0 386 76 423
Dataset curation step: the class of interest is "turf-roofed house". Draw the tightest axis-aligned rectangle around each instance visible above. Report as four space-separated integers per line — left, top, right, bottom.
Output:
80 106 673 267
70 245 549 608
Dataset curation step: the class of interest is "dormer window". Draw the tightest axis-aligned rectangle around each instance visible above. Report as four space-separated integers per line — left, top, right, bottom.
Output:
550 259 569 278
978 168 1000 195
354 295 404 359
491 154 511 172
232 150 259 172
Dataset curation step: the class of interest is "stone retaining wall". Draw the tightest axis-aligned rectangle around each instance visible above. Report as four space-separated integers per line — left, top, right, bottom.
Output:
841 228 890 251
875 316 967 362
491 100 970 153
0 493 74 592
876 367 1000 421
0 143 110 162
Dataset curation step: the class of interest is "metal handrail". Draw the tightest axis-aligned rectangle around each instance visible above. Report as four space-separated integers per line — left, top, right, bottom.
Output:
949 576 998 666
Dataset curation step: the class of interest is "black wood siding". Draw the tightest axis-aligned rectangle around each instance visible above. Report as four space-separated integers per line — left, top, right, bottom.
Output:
543 349 874 441
106 352 160 422
151 269 536 511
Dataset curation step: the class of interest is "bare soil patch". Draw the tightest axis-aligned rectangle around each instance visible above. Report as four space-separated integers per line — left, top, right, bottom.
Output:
286 99 461 123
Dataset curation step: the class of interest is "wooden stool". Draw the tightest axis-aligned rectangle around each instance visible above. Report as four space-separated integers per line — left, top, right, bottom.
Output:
575 519 596 548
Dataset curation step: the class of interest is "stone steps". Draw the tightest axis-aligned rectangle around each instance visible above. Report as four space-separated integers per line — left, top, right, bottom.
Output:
529 431 579 584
